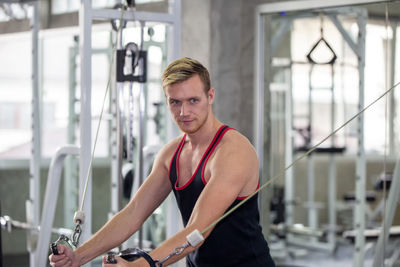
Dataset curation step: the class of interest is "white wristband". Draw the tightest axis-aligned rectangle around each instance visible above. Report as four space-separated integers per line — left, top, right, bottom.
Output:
186 229 204 247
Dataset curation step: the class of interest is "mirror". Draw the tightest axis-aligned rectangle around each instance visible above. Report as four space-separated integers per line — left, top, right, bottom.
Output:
255 1 400 266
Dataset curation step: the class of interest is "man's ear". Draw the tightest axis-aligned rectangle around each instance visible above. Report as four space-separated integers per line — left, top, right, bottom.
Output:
208 88 215 104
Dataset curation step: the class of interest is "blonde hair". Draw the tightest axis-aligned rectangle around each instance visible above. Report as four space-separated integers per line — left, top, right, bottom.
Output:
162 57 211 93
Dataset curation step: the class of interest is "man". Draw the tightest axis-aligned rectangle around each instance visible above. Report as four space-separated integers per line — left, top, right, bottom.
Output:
49 57 275 267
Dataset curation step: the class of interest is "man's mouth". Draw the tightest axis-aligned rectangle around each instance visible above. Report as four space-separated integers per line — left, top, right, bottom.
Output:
180 119 194 124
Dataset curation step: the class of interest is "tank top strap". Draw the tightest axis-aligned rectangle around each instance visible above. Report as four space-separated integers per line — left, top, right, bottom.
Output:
201 125 232 162
198 125 233 183
168 134 187 186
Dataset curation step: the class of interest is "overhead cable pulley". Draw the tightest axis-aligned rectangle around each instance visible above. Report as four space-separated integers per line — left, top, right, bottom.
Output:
116 42 147 83
306 13 337 65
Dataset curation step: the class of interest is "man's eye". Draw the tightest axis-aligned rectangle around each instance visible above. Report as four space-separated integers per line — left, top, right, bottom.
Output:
170 100 179 105
190 98 198 103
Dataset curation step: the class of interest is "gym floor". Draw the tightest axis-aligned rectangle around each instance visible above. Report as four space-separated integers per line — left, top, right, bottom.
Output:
277 241 400 267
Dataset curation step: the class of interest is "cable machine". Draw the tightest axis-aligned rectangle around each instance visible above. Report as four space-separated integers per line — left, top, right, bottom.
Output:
31 1 182 266
288 14 345 252
0 1 180 265
42 5 170 259
255 3 368 266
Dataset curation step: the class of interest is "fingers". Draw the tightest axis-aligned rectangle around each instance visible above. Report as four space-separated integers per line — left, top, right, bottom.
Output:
102 255 127 267
102 255 113 266
56 244 66 254
49 254 72 267
48 244 74 267
49 253 71 267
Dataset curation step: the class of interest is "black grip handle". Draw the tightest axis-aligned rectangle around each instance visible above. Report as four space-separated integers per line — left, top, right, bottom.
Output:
50 242 59 255
105 252 118 264
105 248 158 266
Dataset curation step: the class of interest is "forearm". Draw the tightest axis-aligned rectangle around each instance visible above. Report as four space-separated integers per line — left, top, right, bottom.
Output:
129 225 209 267
151 227 200 265
75 206 142 265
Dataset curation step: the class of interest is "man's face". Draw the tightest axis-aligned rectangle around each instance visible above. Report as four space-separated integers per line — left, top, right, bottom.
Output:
165 74 214 134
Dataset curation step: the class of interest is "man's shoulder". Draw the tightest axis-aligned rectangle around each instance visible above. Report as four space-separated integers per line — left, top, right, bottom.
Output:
215 128 257 161
222 128 253 149
210 127 259 181
158 135 184 160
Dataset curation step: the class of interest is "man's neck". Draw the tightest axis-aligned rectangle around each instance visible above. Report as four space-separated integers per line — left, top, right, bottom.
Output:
185 116 222 148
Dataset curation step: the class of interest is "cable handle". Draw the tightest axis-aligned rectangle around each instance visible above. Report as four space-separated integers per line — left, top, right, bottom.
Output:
50 234 76 255
105 248 159 267
105 230 205 266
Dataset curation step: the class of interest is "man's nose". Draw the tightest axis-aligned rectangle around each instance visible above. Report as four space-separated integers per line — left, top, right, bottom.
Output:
180 102 187 116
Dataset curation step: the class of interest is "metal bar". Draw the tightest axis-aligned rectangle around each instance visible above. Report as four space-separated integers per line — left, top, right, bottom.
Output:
127 82 134 163
111 85 124 218
137 21 146 250
168 0 182 69
328 64 337 247
373 155 400 267
254 10 265 172
91 9 176 24
389 23 397 155
328 14 360 57
36 146 80 267
256 0 391 15
0 216 73 236
307 65 317 237
110 24 124 221
65 38 79 229
255 8 272 237
169 0 182 74
285 64 295 227
331 65 335 147
328 155 337 245
353 12 367 267
307 154 318 234
165 0 182 246
29 1 40 266
79 0 93 257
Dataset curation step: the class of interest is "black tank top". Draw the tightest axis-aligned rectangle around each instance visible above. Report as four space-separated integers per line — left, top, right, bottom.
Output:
169 125 275 267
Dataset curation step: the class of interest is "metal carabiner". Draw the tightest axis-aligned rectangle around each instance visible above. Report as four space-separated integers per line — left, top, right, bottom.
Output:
156 242 189 266
71 223 82 247
50 234 76 255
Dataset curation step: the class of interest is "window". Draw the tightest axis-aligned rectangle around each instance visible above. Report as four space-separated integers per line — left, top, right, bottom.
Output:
0 23 168 159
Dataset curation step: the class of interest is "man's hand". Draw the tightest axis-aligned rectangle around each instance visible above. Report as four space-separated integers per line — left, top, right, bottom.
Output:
102 255 132 267
49 244 79 267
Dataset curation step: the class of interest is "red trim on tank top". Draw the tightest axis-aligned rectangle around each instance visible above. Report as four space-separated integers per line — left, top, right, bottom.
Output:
168 135 187 181
175 125 228 191
200 126 232 185
236 178 260 200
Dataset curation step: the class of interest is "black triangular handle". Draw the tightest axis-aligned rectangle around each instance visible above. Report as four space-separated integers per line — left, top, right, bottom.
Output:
306 37 337 65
